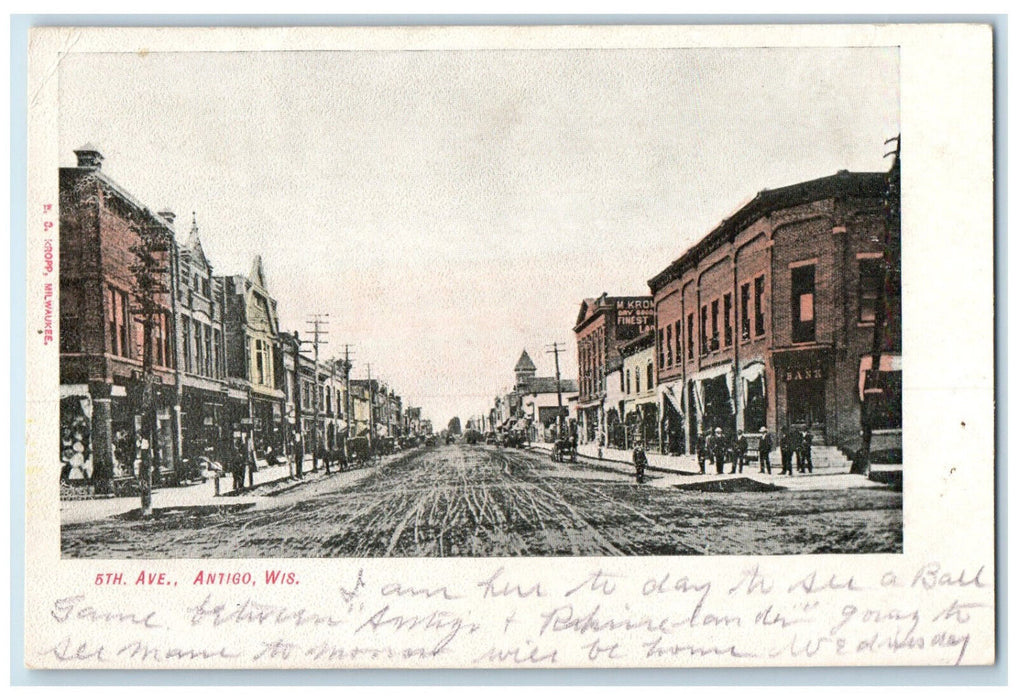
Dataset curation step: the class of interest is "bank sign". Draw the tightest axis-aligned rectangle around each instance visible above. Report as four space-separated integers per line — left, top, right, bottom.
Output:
615 297 655 340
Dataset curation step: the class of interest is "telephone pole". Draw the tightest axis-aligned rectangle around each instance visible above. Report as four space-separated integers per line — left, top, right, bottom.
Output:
859 135 901 474
546 342 566 438
303 314 328 472
366 363 375 451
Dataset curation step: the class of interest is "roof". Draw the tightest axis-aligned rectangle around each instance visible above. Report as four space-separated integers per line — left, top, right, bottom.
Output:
521 376 578 395
648 170 887 294
514 350 537 373
620 329 655 357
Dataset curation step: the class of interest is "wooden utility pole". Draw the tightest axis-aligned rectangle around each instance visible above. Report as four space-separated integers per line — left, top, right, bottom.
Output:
859 135 900 474
546 342 566 438
366 363 375 451
303 314 328 471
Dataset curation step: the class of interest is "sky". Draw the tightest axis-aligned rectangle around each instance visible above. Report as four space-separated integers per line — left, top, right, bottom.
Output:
59 46 899 427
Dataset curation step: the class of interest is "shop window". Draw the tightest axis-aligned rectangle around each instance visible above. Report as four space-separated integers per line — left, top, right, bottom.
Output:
723 293 732 347
754 275 766 337
859 258 882 323
791 265 816 343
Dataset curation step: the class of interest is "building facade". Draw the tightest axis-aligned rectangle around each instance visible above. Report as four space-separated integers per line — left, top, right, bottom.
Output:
59 147 180 491
219 257 286 460
648 168 901 462
620 331 658 449
573 295 654 443
174 214 230 466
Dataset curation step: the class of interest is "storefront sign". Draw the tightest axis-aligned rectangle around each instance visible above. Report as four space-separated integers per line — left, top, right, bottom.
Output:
782 367 824 382
615 297 655 337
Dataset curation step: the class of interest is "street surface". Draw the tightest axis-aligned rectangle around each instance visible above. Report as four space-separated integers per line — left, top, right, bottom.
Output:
62 444 902 558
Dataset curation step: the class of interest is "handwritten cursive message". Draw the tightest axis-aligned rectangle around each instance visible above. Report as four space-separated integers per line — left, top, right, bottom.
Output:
31 560 994 669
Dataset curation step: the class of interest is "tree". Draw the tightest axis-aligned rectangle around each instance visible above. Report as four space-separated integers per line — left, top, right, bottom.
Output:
447 416 462 435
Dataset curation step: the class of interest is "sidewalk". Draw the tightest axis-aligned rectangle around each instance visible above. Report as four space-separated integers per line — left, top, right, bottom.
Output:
60 456 369 525
527 442 884 492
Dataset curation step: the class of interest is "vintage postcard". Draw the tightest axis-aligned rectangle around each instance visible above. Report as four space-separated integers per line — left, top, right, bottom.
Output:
23 24 994 669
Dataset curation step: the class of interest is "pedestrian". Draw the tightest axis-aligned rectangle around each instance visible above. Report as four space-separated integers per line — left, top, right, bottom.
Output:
790 427 804 473
231 436 246 493
799 429 814 473
732 431 748 474
697 431 707 474
758 426 773 474
779 426 793 475
710 426 727 474
632 440 648 484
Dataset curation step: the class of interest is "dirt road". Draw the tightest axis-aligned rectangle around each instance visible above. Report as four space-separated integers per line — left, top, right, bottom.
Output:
62 444 902 558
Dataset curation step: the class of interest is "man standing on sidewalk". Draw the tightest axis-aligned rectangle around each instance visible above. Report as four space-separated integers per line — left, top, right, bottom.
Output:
710 427 727 474
758 426 773 474
697 431 707 474
779 426 793 475
732 431 748 474
799 429 814 474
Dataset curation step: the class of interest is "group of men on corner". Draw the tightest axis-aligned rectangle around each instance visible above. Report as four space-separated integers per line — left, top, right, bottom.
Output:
696 425 813 476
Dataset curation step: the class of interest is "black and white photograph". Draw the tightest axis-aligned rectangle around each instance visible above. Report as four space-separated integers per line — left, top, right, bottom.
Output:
23 23 994 670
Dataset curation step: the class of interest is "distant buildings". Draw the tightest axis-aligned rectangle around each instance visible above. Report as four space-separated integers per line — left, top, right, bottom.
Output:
490 350 577 442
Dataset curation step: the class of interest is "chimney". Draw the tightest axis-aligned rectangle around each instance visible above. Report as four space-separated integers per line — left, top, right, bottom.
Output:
74 145 104 170
158 210 177 228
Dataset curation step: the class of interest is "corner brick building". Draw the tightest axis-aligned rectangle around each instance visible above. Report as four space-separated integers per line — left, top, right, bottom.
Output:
59 147 179 491
648 169 901 462
574 294 655 443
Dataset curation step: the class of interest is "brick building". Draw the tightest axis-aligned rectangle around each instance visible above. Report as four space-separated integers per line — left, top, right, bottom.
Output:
59 147 180 492
573 294 654 443
648 168 901 462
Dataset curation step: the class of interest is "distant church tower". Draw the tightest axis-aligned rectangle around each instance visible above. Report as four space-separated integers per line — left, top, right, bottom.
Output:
514 349 537 389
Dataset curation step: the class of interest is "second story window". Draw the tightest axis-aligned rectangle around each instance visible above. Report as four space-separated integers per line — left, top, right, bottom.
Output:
635 368 640 394
687 312 694 360
723 293 732 347
710 299 719 351
658 329 665 369
741 282 751 340
665 325 673 367
859 258 882 323
754 275 766 337
626 369 631 394
675 319 682 363
646 362 653 390
700 305 708 356
791 264 816 343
